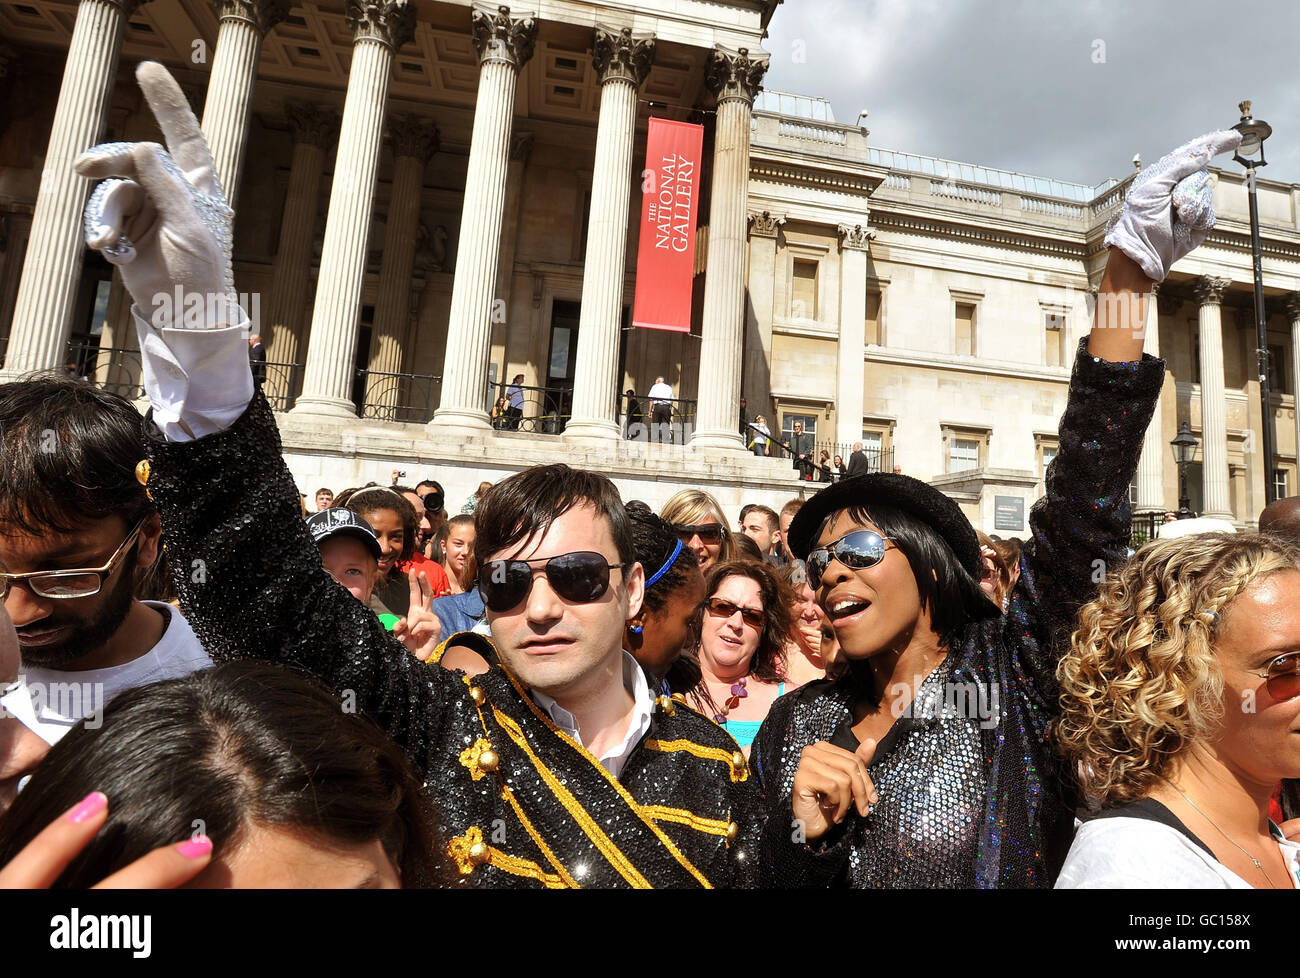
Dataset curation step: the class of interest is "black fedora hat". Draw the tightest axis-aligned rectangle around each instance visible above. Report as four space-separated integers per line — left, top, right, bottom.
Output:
787 473 998 620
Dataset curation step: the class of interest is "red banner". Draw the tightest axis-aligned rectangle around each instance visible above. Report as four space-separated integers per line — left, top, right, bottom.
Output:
631 117 704 333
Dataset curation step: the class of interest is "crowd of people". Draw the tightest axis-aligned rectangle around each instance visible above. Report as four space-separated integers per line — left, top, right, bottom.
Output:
0 63 1296 890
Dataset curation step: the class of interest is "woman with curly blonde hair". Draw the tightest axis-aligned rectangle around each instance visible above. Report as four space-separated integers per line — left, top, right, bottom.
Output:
1055 532 1300 888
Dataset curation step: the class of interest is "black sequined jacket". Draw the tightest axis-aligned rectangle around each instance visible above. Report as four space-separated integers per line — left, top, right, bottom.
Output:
142 390 763 888
751 339 1165 888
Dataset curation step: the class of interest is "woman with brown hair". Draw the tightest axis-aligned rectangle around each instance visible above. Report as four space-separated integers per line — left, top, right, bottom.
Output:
685 558 796 755
1055 533 1300 888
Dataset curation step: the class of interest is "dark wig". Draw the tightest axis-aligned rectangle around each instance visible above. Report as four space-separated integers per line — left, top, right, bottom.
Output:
625 500 697 614
336 484 417 563
816 501 978 649
0 662 444 887
0 374 153 536
474 464 633 568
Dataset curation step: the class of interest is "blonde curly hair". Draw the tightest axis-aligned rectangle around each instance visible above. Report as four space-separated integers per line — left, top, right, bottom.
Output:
1055 531 1300 806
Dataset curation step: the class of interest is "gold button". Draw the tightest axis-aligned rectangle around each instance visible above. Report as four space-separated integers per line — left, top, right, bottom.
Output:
670 693 686 703
730 751 745 770
468 841 489 866
726 821 739 842
478 748 499 773
469 686 485 705
134 459 150 486
656 695 675 715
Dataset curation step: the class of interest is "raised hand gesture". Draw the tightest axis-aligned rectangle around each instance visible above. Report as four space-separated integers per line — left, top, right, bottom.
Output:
74 61 234 327
393 571 442 663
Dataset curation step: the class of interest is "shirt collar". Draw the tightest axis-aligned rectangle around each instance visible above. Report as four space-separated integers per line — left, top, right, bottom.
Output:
531 651 653 779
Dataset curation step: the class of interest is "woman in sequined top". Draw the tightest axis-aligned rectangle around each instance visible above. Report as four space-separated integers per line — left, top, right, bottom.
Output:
751 246 1165 889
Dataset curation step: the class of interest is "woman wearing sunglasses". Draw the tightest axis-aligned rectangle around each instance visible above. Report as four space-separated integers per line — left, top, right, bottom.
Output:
685 560 795 756
750 129 1248 889
1054 533 1300 888
660 490 734 573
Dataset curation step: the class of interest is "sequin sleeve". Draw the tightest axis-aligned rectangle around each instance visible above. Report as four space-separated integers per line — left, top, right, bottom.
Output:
141 388 455 760
1009 336 1164 697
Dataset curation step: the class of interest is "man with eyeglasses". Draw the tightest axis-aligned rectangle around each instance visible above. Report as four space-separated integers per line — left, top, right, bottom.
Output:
0 377 211 750
75 62 761 887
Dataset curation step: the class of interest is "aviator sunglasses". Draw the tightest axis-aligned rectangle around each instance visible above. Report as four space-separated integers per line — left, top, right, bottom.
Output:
806 529 893 589
477 551 626 612
674 523 724 544
1242 651 1300 702
703 596 766 630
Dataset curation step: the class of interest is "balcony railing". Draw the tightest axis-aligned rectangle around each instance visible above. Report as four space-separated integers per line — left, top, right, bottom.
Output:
356 369 441 423
68 343 144 400
259 360 302 412
619 394 696 442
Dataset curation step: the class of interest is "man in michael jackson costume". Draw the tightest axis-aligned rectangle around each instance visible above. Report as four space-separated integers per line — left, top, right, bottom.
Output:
75 63 758 888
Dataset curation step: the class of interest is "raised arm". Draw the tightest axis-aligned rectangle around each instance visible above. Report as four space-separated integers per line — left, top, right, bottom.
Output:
74 62 454 757
1009 130 1242 691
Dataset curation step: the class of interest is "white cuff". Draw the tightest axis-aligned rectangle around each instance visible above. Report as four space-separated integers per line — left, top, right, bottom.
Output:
132 303 255 442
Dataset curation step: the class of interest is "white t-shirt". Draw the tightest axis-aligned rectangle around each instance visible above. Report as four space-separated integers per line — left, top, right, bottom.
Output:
647 382 673 404
0 602 212 745
1056 814 1300 889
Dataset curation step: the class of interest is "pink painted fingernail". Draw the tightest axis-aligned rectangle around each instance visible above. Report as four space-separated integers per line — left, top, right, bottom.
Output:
68 792 108 824
176 835 212 859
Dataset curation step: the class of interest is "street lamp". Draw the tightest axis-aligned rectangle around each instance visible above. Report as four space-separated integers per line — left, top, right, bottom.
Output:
1171 420 1200 519
1233 100 1277 504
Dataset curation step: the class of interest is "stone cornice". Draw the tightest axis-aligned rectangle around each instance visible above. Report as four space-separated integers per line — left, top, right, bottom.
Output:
471 2 537 69
750 159 875 197
1192 275 1231 306
747 210 785 237
838 223 873 251
869 208 1088 260
705 44 769 105
286 102 340 149
346 0 415 49
210 0 289 34
865 346 1072 384
390 117 440 161
591 25 655 88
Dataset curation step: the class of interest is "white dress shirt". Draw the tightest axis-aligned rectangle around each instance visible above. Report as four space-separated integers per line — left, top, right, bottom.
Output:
646 382 673 405
530 651 653 780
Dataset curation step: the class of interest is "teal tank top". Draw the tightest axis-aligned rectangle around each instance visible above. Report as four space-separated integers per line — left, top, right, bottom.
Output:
722 682 783 749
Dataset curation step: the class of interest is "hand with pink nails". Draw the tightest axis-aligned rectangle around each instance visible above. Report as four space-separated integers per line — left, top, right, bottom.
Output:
0 791 212 888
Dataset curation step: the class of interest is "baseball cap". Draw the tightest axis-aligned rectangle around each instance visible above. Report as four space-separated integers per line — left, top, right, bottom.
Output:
306 508 382 560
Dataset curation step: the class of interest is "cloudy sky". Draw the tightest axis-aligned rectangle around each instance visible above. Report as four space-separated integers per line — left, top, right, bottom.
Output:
763 0 1300 189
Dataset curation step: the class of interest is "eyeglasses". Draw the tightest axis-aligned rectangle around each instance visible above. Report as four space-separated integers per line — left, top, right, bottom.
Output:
1241 651 1300 702
477 551 626 612
0 518 146 601
704 596 765 630
675 523 724 544
806 530 893 589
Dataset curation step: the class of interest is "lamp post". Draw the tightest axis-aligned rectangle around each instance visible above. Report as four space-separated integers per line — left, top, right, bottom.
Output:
1233 100 1277 505
1171 420 1200 519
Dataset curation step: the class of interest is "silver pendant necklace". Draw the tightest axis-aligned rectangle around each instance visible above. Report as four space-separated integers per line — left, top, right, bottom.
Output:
1171 784 1279 889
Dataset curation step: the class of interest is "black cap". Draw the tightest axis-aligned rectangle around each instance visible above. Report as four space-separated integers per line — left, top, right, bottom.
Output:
306 508 382 560
786 473 998 620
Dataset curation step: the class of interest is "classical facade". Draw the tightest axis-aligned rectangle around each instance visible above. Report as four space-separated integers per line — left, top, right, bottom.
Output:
3 0 1300 529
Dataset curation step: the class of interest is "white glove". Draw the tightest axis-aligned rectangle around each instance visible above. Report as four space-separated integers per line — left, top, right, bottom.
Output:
1103 130 1241 282
75 61 236 329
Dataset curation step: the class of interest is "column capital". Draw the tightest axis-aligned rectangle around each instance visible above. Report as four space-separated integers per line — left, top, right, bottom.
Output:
391 116 440 161
591 24 655 88
704 44 769 105
470 2 537 69
115 0 155 18
1283 292 1300 323
209 0 289 34
838 223 874 251
510 130 535 163
346 0 415 50
286 102 340 150
1192 275 1231 307
747 210 784 237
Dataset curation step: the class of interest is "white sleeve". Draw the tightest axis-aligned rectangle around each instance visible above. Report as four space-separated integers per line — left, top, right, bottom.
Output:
132 303 256 442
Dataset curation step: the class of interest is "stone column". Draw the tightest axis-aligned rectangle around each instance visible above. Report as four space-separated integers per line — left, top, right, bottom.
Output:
691 44 769 450
566 25 655 443
264 104 338 403
836 224 872 447
1 0 148 383
1195 275 1232 518
201 0 288 208
432 3 536 433
743 210 782 423
291 0 414 417
1287 292 1300 484
1134 283 1167 512
367 117 439 410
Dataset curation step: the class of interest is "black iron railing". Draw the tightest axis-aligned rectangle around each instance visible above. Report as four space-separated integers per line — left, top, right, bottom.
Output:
356 369 441 423
487 381 572 434
260 360 302 412
67 343 144 400
620 394 696 442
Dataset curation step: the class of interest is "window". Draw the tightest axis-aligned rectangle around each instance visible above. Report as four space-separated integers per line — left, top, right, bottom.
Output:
1275 468 1289 500
1268 344 1289 394
1045 311 1066 367
865 291 882 345
861 430 883 472
791 260 818 320
1042 445 1059 473
955 302 976 357
1129 480 1139 505
950 438 979 472
782 413 817 443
